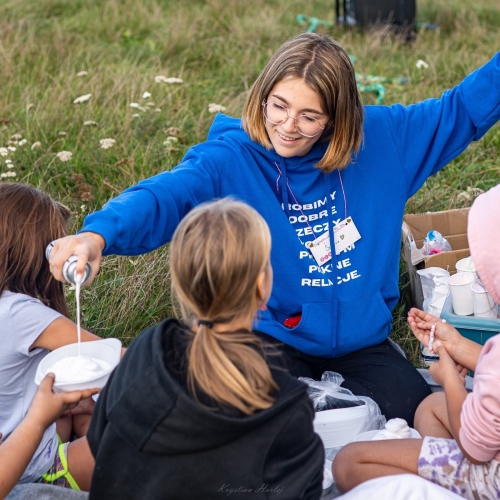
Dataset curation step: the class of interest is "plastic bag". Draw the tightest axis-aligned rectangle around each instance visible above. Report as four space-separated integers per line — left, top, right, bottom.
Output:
417 267 450 316
420 230 452 256
299 371 386 432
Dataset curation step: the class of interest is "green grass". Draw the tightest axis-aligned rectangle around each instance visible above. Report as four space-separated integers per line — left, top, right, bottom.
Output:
1 0 499 363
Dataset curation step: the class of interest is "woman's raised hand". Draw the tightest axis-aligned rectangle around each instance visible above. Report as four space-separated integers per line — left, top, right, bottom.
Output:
48 232 105 285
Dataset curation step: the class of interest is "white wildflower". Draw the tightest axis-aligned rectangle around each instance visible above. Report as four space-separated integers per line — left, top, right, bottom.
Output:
5 160 13 167
73 94 92 104
83 120 98 126
11 133 22 140
31 141 41 150
18 139 27 146
154 76 183 84
58 131 67 136
154 108 162 113
142 91 151 99
7 146 16 152
163 136 179 146
80 204 87 212
130 102 147 112
1 171 16 178
56 151 72 162
208 103 227 113
146 102 155 107
99 138 116 150
76 71 89 77
416 59 429 69
0 148 8 157
132 113 140 118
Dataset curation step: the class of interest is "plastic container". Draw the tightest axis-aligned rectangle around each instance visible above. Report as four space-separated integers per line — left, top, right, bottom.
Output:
440 294 500 345
34 338 122 392
447 272 475 315
313 405 368 448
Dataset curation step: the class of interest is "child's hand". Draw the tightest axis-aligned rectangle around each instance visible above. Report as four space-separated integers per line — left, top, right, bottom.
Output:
408 308 462 359
60 394 95 417
429 343 465 389
26 374 100 429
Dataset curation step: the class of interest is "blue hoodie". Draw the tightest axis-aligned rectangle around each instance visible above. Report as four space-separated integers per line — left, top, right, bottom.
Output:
83 53 500 357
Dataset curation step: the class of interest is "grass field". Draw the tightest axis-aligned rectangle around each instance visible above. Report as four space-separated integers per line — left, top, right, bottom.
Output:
1 0 499 362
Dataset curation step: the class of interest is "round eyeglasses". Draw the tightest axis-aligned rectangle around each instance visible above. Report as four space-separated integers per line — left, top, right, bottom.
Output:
262 101 326 138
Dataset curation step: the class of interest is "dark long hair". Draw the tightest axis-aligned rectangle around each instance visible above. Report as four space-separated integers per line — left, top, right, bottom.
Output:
0 183 71 317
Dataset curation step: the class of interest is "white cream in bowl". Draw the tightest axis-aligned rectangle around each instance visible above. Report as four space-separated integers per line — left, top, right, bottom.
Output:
47 355 111 384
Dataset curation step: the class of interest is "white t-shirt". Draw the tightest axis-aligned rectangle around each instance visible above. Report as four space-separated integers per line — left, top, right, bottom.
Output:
0 291 62 483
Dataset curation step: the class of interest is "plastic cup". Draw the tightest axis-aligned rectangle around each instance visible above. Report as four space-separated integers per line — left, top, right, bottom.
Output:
447 272 475 316
456 257 478 279
471 279 499 319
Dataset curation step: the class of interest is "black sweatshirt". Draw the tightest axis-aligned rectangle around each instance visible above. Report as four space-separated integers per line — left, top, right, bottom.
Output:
88 318 324 499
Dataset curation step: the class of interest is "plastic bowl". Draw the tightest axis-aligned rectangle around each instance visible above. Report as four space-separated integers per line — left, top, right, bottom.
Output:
352 428 421 442
313 405 368 448
34 338 121 393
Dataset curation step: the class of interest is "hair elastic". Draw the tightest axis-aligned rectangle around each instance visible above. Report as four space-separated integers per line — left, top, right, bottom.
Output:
198 319 214 329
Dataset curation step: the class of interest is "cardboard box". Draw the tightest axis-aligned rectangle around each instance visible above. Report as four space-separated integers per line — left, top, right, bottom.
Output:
402 208 470 309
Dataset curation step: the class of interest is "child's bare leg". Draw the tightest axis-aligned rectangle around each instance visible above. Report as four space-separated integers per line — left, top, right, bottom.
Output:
414 392 452 438
72 414 92 438
67 437 95 492
55 416 73 443
332 439 422 493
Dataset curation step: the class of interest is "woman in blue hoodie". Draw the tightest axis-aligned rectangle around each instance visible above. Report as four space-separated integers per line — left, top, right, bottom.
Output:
49 33 500 426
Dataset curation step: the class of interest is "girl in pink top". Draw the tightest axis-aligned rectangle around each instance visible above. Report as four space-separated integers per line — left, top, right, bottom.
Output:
333 183 500 499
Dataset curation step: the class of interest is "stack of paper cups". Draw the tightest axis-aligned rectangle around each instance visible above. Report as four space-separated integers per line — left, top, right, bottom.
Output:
448 272 475 316
455 256 478 279
471 279 498 318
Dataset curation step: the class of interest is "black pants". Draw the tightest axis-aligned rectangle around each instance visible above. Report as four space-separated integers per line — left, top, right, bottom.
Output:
258 333 431 427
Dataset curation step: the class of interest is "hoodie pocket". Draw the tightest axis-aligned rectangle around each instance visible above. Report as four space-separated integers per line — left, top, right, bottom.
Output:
270 302 333 355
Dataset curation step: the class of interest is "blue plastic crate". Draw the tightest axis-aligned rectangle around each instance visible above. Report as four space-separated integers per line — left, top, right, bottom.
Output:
440 294 500 346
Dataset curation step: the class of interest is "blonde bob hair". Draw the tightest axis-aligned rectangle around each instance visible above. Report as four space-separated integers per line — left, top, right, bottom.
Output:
243 32 363 172
170 198 278 415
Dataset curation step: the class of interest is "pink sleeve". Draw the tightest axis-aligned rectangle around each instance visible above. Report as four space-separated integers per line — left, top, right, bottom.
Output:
459 336 500 462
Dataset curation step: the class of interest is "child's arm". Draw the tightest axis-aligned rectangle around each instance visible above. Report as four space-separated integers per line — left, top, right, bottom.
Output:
408 308 482 370
0 374 99 498
429 343 483 464
29 316 101 351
